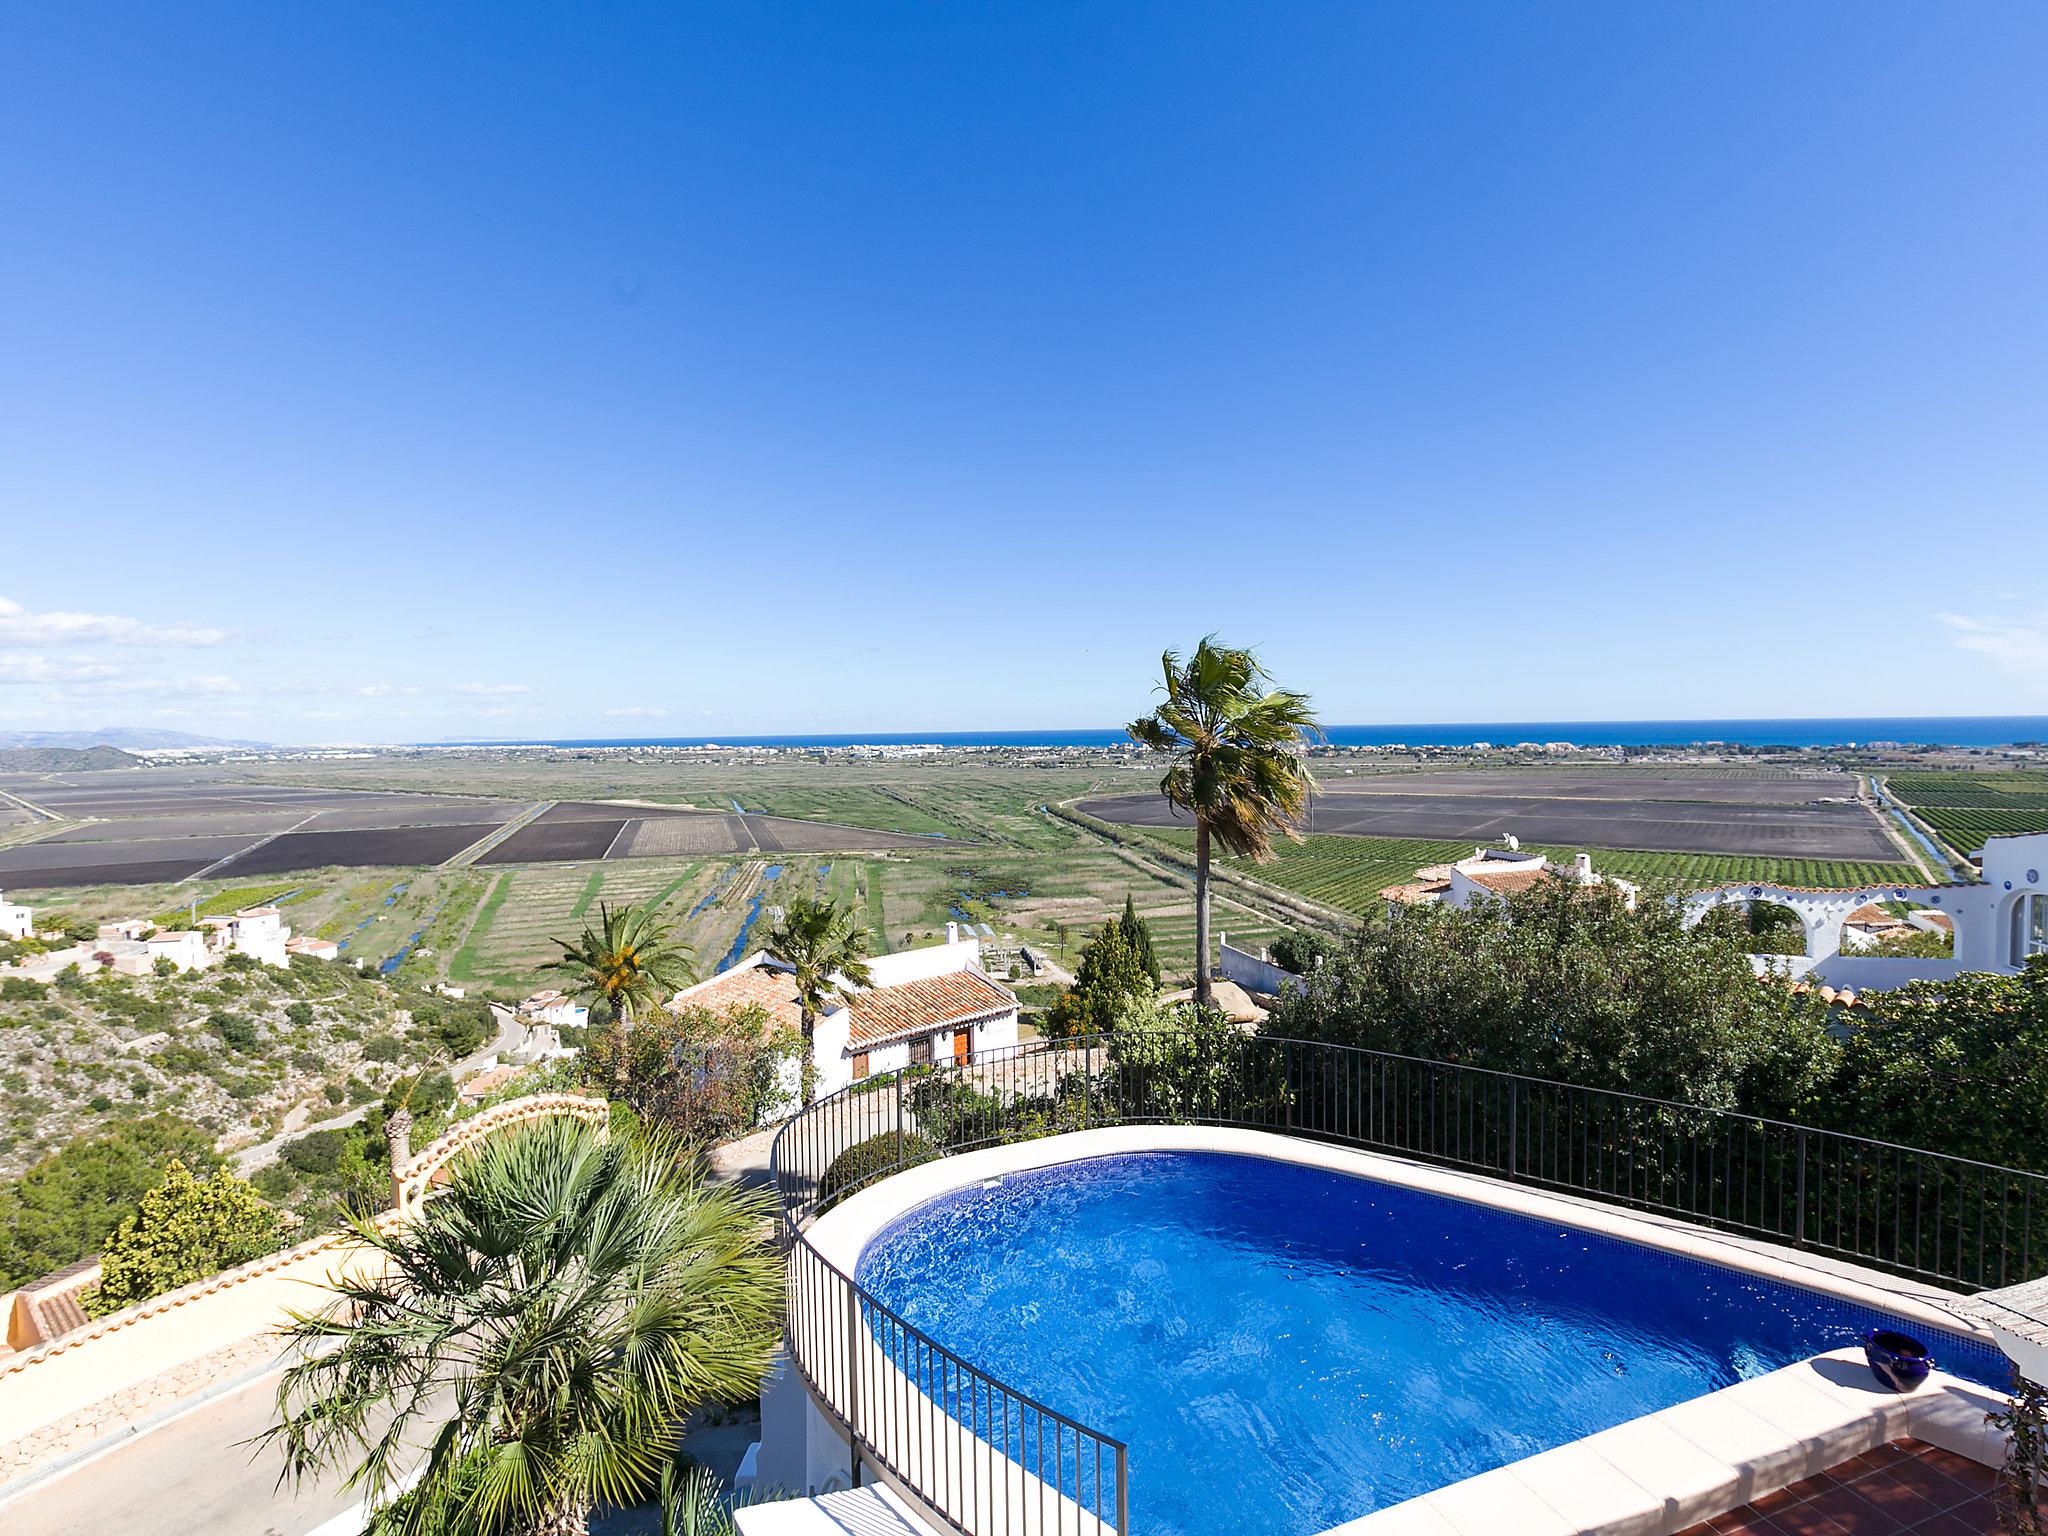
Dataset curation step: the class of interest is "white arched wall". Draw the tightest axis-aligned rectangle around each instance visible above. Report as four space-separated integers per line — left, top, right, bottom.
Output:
1679 882 1958 966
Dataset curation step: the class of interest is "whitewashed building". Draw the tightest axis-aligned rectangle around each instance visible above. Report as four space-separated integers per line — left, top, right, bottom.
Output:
143 929 211 972
0 892 31 941
1681 830 2048 991
204 906 290 967
518 989 591 1031
675 922 1020 1105
1380 843 1638 912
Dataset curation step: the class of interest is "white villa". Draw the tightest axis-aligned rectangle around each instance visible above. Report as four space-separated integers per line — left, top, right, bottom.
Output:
0 902 301 983
676 921 1020 1105
1380 841 1639 911
517 988 591 1031
0 889 31 941
1681 830 2048 990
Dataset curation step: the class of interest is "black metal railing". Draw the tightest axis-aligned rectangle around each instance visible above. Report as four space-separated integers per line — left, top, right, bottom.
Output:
769 1030 2048 1536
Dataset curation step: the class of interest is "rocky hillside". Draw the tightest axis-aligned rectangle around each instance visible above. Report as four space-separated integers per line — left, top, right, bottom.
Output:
0 953 495 1178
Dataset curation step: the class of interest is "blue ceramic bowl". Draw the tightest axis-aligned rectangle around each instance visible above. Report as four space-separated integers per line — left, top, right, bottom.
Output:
1863 1328 1933 1392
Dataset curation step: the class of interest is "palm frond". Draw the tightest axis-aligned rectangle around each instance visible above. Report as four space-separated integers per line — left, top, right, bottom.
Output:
265 1115 782 1533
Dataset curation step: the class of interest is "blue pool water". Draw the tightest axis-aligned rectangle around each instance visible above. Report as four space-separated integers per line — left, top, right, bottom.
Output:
855 1152 1999 1536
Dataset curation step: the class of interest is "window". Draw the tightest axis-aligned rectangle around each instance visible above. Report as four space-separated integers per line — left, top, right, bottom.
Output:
910 1035 934 1067
2017 894 2048 967
852 1052 870 1081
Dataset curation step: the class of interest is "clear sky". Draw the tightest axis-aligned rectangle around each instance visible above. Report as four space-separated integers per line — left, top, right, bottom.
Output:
2 3 2044 744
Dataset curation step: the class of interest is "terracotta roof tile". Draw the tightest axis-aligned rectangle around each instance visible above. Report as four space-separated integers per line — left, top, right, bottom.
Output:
849 970 1016 1048
1378 879 1451 905
675 962 810 1034
1462 866 1554 895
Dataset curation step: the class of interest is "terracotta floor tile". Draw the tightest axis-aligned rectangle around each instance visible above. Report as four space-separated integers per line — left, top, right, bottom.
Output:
1854 1469 1963 1524
1794 1483 1909 1535
1904 1506 2006 1536
1760 1503 1859 1536
1909 1447 2000 1496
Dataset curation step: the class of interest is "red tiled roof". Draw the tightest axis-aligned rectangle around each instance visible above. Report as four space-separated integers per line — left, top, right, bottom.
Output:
675 962 810 1034
1462 866 1554 896
1379 878 1451 905
848 970 1016 1048
459 1065 521 1103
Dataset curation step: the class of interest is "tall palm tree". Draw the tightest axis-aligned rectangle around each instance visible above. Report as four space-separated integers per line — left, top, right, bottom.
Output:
764 894 873 1051
1127 637 1321 1004
267 1115 783 1536
545 902 696 1078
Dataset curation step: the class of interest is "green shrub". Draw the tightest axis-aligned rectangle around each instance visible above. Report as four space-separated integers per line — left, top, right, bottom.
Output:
819 1131 938 1208
85 1160 278 1316
209 1012 259 1052
0 1118 223 1290
362 1036 402 1063
282 1129 346 1176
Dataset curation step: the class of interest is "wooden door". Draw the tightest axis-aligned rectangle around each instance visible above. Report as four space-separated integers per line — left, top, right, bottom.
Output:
952 1026 971 1065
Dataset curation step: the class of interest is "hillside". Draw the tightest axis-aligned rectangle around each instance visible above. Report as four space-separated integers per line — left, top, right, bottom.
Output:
0 727 266 751
0 951 497 1180
0 744 141 772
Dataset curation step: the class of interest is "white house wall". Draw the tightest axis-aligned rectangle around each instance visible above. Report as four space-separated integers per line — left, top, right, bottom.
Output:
864 935 981 988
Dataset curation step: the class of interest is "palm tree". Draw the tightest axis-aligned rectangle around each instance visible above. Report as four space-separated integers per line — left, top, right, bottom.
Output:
1127 637 1321 1005
764 894 873 1051
267 1115 783 1536
545 902 696 1079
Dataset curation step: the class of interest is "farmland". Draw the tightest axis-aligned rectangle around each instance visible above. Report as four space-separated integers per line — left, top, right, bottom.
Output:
1131 828 1920 917
1884 770 2048 854
0 751 1946 995
1079 765 1902 861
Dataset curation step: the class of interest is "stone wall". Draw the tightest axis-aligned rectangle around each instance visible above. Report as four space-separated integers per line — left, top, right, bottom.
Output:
0 1330 281 1485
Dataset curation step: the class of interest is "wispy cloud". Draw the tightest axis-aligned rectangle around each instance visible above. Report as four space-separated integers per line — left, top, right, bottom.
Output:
1939 612 2048 683
0 596 230 648
0 655 128 685
603 705 669 718
453 682 532 696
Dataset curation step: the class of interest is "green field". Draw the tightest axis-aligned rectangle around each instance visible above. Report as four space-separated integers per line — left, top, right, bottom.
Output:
1885 771 2048 808
1885 771 2048 854
1136 828 1919 916
14 753 1942 996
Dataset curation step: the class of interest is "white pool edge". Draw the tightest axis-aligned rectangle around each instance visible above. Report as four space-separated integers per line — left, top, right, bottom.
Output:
802 1125 2013 1536
809 1125 1995 1345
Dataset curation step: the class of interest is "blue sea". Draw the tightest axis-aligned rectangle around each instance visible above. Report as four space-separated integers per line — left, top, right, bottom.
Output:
433 715 2048 751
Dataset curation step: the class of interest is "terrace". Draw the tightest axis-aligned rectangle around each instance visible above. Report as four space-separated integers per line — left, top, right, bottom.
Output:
749 1033 2036 1536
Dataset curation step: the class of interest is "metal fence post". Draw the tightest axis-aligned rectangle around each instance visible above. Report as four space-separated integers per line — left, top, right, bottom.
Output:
1793 1128 1808 1248
1116 1445 1130 1536
844 1282 862 1485
1283 1040 1294 1131
1507 1076 1519 1182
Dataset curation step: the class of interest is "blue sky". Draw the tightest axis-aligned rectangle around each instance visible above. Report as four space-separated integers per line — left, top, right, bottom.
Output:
2 3 2044 744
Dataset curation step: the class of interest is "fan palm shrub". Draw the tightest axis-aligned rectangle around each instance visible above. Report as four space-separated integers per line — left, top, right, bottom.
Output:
1128 637 1320 1004
267 1114 782 1536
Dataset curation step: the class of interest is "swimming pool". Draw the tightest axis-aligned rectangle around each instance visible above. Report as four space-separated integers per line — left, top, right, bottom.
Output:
854 1150 1998 1536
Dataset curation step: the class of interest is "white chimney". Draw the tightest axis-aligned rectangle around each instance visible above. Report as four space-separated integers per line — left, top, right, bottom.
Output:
945 921 960 944
1575 853 1594 882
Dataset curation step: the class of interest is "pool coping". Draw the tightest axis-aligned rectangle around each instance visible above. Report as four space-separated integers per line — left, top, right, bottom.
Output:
805 1125 2014 1536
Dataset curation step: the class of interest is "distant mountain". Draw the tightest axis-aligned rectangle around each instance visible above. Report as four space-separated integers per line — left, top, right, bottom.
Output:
0 727 269 751
0 745 141 772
